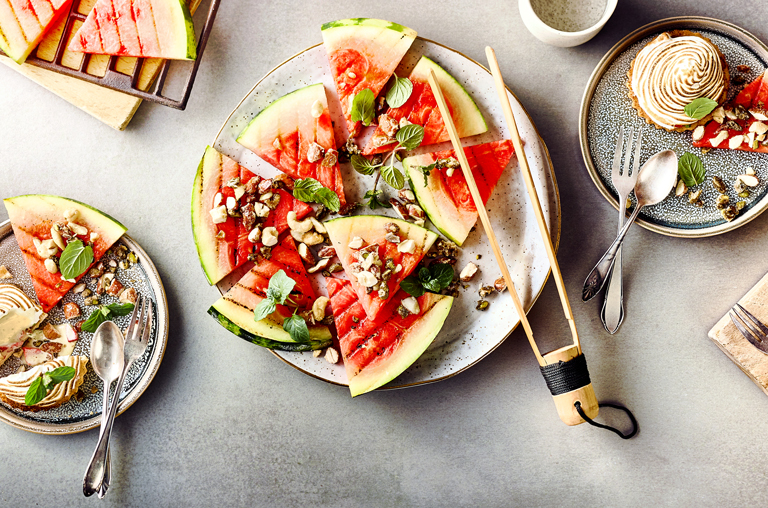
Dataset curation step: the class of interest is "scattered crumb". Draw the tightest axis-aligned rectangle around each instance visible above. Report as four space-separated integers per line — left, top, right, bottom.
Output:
0 265 11 279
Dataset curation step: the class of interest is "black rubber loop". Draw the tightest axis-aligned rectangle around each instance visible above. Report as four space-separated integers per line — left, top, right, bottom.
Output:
539 354 591 396
575 401 638 439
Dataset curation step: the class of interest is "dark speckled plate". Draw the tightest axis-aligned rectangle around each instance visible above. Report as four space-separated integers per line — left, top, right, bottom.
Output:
580 17 768 237
0 220 169 434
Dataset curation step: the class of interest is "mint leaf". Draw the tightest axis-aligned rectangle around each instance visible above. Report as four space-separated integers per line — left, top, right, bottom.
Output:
418 163 436 187
678 153 705 187
684 98 718 120
350 154 379 176
266 269 296 305
364 190 391 210
25 377 48 407
46 366 75 387
423 264 454 292
59 240 93 280
253 298 276 322
418 267 431 284
400 276 425 297
105 302 134 317
82 308 109 333
293 178 340 212
385 74 413 108
381 163 405 190
396 124 424 150
315 188 341 212
283 314 310 343
350 89 375 126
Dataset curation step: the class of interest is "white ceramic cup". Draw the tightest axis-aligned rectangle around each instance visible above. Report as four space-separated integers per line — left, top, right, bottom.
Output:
519 0 618 47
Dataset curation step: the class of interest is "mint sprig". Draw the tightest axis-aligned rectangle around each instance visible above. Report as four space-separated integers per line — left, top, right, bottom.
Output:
350 89 375 126
81 302 135 333
253 269 311 342
401 264 455 297
293 178 340 212
59 240 94 280
25 366 76 407
678 153 705 187
363 190 391 210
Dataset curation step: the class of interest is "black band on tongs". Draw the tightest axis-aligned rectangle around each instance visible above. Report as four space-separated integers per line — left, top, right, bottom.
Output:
539 353 591 396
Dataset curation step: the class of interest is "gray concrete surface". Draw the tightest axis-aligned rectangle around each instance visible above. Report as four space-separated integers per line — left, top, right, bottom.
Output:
1 1 767 506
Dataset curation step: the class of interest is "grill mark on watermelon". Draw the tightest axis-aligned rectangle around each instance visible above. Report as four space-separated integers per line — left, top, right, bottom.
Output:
5 0 32 41
17 0 43 28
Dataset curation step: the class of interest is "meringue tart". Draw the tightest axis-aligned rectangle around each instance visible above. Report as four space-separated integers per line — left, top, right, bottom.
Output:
0 355 88 411
628 30 729 132
0 284 46 368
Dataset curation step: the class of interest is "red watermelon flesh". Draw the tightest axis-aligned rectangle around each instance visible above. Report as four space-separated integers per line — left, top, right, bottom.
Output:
693 70 768 153
0 0 72 64
326 277 453 396
191 146 313 286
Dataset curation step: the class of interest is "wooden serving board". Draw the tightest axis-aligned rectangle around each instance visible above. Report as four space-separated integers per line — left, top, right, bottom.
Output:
709 271 768 395
0 0 201 131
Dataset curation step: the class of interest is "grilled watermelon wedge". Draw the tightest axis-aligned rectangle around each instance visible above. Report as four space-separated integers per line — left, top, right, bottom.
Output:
324 215 437 321
403 139 516 245
0 0 73 64
321 18 417 137
191 146 312 285
208 236 331 351
363 56 487 155
237 83 347 208
326 277 452 396
693 70 768 153
68 0 196 59
3 195 126 312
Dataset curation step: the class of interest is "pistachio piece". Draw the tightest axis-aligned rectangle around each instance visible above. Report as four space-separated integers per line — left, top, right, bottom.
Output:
712 176 727 194
715 194 730 210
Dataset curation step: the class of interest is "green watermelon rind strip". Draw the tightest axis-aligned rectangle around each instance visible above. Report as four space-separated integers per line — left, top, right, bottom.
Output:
177 0 197 60
190 147 218 285
3 195 127 232
402 167 464 245
320 18 417 37
207 307 332 352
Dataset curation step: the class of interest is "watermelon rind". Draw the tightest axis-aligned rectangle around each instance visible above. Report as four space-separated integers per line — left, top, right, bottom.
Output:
321 18 417 36
176 0 197 60
0 0 73 64
3 195 126 235
191 146 223 285
208 299 332 351
410 56 487 139
349 293 453 397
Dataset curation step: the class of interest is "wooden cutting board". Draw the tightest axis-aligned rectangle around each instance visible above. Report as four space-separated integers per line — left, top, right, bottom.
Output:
709 271 768 396
0 0 201 131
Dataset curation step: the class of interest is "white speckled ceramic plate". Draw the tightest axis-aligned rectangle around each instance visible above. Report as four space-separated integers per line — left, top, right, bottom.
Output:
580 17 768 237
0 220 169 434
211 37 560 390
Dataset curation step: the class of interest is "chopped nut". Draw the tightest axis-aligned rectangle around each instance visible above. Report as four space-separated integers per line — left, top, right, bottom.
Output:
209 205 227 224
328 263 343 273
96 273 114 294
107 278 124 297
253 202 270 218
398 189 416 203
479 285 495 298
287 211 313 233
81 288 92 298
675 179 688 197
688 189 703 207
321 149 338 167
273 173 295 191
44 258 58 274
262 227 279 247
317 246 335 258
325 347 339 364
734 105 751 121
710 130 729 147
736 200 747 211
494 277 507 292
63 302 81 319
406 204 425 220
692 125 705 141
370 134 394 148
63 208 79 222
119 287 138 304
476 300 490 311
310 217 326 234
378 114 399 137
310 99 324 119
312 349 323 358
746 167 756 176
397 239 416 254
83 296 99 306
712 106 725 124
399 117 412 129
50 224 66 250
298 243 314 265
348 236 365 249
42 323 60 340
39 341 62 355
301 231 325 246
729 135 745 150
715 194 730 210
258 179 273 194
355 270 378 287
67 222 88 236
739 190 750 198
738 174 760 187
721 205 738 222
0 265 11 279
459 262 478 282
712 176 727 193
307 258 331 274
385 232 401 244
312 296 329 322
34 238 58 259
401 296 420 315
307 142 325 163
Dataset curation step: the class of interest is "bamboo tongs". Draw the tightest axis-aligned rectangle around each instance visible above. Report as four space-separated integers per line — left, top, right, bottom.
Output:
426 47 598 425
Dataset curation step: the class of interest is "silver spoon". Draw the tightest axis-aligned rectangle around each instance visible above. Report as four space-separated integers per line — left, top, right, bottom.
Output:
86 321 124 498
582 150 679 302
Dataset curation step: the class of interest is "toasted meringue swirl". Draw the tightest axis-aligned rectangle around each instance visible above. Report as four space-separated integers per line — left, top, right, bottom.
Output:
631 33 725 129
0 356 87 410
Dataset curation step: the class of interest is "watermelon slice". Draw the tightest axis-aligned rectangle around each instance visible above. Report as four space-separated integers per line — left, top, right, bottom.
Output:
68 0 196 59
236 83 347 208
362 56 488 155
326 277 452 396
693 70 768 153
3 195 126 312
0 0 72 64
403 139 516 245
321 18 417 137
208 235 332 351
191 146 313 285
324 215 437 321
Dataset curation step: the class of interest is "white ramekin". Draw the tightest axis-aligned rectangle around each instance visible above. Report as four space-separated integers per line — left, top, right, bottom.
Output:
519 0 618 47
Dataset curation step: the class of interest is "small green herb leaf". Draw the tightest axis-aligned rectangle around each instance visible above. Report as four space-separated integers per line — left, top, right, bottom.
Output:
25 377 48 407
266 269 296 305
293 178 341 212
253 298 277 322
364 190 391 210
45 366 75 387
418 267 431 283
82 308 108 333
283 314 310 343
350 88 375 126
104 302 135 317
400 276 426 297
315 188 341 212
678 152 706 187
418 163 436 187
684 98 718 120
385 74 413 108
81 302 135 333
396 124 425 150
381 164 405 190
423 264 454 293
350 154 379 176
59 240 94 280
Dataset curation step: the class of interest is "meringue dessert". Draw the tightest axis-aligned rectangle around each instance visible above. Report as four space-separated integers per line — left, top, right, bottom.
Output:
0 283 46 368
0 355 88 411
628 31 729 131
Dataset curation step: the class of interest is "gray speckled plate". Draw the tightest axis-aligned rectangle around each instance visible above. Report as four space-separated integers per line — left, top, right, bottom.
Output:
0 220 169 434
212 38 561 391
580 17 768 237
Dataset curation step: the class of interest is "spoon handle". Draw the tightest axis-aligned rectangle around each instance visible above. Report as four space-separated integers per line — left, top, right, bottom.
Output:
83 368 125 497
582 205 643 302
98 381 113 498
